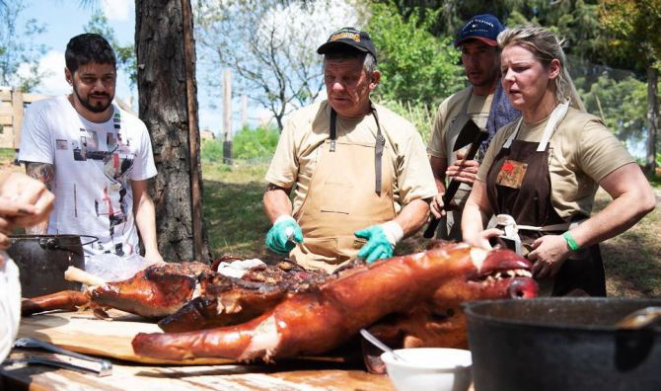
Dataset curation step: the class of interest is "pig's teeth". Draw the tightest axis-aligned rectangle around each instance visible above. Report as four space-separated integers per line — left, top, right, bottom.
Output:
513 269 532 278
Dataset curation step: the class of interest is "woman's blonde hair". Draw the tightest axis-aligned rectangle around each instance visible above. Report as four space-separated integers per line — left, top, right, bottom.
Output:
497 25 585 112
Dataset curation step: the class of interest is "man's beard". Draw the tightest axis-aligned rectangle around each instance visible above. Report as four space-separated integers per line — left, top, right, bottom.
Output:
73 84 113 113
469 69 498 88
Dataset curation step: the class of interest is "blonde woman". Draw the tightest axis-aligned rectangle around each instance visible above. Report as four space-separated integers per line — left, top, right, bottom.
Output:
462 26 655 296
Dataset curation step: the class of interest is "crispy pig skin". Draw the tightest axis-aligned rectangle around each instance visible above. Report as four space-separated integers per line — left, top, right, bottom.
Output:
21 262 215 318
21 291 91 316
133 244 536 362
22 260 328 323
89 262 214 318
158 260 329 332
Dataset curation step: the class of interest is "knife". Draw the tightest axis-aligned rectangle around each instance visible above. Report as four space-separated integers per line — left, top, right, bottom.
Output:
424 123 489 239
12 337 112 377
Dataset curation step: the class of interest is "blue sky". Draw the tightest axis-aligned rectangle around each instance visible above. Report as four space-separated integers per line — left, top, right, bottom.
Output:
18 0 231 135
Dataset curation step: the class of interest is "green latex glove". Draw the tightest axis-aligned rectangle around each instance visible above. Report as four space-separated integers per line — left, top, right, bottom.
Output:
266 216 303 255
355 225 394 263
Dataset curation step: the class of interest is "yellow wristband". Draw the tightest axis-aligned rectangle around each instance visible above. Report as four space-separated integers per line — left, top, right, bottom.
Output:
562 231 581 251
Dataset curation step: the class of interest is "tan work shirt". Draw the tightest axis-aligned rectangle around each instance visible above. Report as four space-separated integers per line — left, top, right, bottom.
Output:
426 87 494 240
266 100 437 216
427 87 494 161
478 107 636 219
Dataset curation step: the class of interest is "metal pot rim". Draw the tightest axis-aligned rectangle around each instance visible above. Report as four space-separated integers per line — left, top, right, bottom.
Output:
10 234 99 246
462 298 661 333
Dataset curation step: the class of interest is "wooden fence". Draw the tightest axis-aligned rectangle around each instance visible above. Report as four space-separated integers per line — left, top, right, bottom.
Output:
0 87 49 149
0 87 137 150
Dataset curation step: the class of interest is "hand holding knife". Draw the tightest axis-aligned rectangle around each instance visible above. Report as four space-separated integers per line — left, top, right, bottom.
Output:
424 120 489 239
285 226 301 244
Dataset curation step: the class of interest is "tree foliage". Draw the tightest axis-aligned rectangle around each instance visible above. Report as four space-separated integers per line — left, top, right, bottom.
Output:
195 0 360 131
599 0 661 173
232 125 280 159
599 0 661 70
84 10 137 87
0 0 49 91
202 125 280 162
367 2 463 109
578 73 647 142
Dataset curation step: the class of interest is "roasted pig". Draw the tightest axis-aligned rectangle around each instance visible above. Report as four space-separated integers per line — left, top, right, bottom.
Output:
132 244 537 362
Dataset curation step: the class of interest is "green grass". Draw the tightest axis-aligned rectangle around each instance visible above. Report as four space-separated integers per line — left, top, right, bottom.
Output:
203 160 661 298
202 161 281 263
599 187 661 297
0 148 16 161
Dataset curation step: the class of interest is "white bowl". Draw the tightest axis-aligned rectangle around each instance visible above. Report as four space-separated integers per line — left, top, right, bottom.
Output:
381 348 472 391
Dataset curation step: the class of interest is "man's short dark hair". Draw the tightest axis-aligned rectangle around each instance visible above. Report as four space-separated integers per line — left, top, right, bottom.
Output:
65 33 116 74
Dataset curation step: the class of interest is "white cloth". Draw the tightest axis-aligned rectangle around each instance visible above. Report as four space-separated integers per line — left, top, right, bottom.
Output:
216 259 266 279
85 253 159 282
18 95 157 263
0 253 21 362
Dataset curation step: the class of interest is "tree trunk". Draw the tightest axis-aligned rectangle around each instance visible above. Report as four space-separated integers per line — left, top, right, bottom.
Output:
135 0 210 263
646 65 658 177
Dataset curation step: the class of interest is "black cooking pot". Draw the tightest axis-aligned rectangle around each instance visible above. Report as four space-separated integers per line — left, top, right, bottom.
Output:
463 298 661 391
7 234 98 298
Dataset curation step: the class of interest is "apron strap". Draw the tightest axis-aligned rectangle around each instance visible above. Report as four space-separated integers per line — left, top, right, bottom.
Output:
537 101 569 152
329 105 384 196
371 106 384 196
503 118 522 149
503 101 570 151
329 109 337 152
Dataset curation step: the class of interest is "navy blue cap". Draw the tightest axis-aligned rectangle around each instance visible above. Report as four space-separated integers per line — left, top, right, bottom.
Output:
455 14 504 47
317 27 377 60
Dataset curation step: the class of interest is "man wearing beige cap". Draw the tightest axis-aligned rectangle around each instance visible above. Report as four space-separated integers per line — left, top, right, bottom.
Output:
263 27 436 272
428 14 520 241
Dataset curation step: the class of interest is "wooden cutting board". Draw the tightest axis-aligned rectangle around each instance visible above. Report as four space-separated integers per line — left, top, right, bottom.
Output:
12 311 394 390
18 310 237 365
19 310 354 365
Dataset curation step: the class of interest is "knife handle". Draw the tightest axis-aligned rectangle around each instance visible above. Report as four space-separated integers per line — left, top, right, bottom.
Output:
423 131 488 240
422 188 457 239
423 217 440 239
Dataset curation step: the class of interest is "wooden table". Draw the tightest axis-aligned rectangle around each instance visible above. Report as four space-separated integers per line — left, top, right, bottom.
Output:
0 310 393 390
1 351 393 390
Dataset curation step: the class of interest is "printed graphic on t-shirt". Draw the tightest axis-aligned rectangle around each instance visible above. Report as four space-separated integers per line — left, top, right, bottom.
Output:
69 117 137 257
107 132 116 148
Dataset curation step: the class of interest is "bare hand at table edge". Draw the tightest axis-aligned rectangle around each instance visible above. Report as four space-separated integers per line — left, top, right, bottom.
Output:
0 172 54 256
527 234 571 279
463 228 503 251
144 250 165 264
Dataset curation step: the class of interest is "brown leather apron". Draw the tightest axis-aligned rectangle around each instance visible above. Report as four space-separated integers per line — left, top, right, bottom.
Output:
485 112 606 297
290 106 396 272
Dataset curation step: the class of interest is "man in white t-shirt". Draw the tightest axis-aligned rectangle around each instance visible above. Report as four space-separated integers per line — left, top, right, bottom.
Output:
18 33 163 264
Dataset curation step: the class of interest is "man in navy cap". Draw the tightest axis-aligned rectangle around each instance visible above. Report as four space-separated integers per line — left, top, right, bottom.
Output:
427 14 520 241
263 27 436 272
